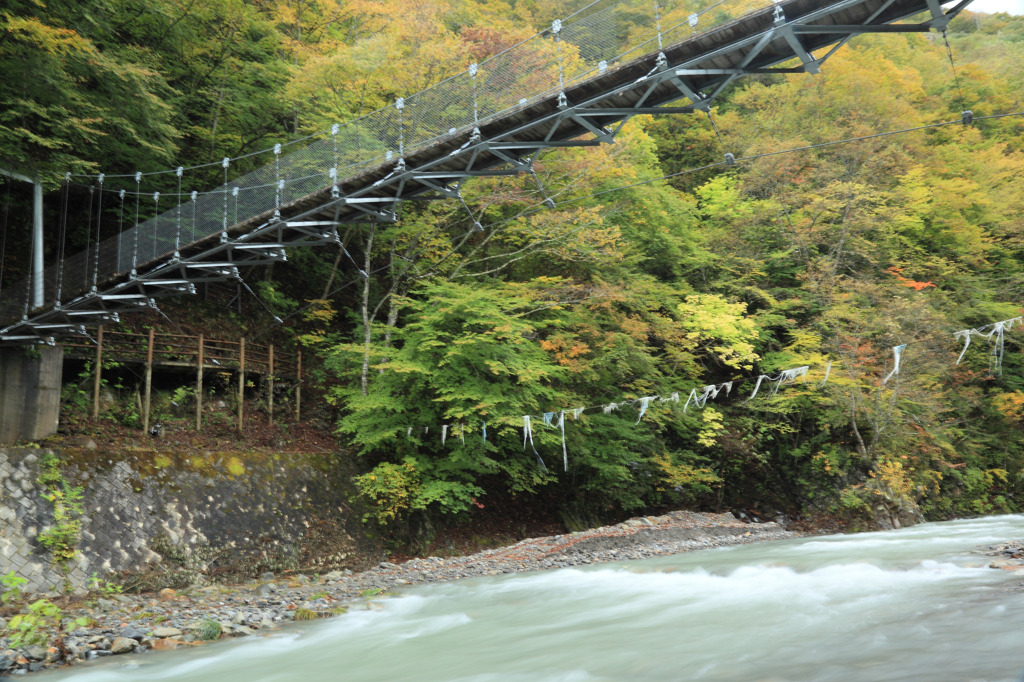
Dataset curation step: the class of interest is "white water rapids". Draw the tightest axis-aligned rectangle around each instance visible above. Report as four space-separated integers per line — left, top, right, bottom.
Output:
46 515 1024 681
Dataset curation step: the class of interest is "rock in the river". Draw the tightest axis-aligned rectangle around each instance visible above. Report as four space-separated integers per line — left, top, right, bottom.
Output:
110 637 138 654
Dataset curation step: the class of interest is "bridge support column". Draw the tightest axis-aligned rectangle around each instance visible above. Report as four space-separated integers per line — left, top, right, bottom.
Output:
0 346 63 444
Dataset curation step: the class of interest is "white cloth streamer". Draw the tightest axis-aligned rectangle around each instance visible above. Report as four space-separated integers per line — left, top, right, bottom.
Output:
818 361 832 387
882 345 907 385
557 412 568 470
635 396 655 423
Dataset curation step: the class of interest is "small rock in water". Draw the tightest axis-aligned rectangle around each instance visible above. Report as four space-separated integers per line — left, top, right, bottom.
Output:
259 572 275 581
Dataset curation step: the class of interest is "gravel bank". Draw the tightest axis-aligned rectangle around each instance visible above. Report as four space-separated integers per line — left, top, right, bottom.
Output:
0 510 797 675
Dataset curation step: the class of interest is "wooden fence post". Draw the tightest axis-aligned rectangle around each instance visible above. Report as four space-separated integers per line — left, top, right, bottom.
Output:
92 325 104 418
142 327 155 433
295 349 302 422
237 337 245 432
268 344 274 425
196 334 204 432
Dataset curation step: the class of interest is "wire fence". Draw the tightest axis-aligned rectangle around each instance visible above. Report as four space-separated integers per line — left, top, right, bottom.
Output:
0 0 757 329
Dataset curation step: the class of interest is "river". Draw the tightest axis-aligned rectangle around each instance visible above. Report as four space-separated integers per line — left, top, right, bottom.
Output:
45 515 1024 681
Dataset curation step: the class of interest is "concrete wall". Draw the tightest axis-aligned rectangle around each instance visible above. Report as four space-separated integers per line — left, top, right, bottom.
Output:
0 347 63 445
0 447 363 595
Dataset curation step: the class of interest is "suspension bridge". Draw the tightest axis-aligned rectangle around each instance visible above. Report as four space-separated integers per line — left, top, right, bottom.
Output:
0 0 974 439
0 0 974 345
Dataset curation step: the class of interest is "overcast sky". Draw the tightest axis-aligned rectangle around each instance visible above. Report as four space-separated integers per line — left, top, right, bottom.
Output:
961 0 1024 14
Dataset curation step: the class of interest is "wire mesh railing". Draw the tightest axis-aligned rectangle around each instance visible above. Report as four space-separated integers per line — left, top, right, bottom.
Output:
1 0 758 329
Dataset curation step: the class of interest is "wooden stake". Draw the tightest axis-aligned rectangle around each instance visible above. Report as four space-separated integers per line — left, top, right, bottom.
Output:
295 349 302 421
268 343 275 425
142 327 154 433
196 334 204 432
237 337 245 432
92 325 104 418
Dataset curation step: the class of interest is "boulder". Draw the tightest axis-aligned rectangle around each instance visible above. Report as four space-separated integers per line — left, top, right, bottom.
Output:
110 637 138 655
151 626 183 638
119 627 147 641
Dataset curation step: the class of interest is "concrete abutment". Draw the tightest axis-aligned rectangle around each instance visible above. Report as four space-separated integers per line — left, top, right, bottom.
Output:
0 346 63 445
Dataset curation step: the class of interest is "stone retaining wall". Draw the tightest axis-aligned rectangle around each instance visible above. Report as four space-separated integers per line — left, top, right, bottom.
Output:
0 447 364 595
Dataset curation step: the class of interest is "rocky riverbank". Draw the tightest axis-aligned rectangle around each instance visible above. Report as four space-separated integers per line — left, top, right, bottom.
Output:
0 510 796 676
985 539 1024 571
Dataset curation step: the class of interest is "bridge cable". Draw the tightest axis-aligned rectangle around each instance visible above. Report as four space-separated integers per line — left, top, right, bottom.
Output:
330 123 341 198
66 125 328 180
91 175 104 291
175 167 183 258
553 18 567 107
21 198 35 319
80 183 94 295
221 158 230 241
470 63 480 126
191 190 198 245
131 172 141 278
235 272 283 324
654 0 665 51
61 0 610 184
54 176 70 306
705 110 735 166
396 98 406 160
152 191 160 263
274 144 282 221
941 30 970 121
116 188 125 272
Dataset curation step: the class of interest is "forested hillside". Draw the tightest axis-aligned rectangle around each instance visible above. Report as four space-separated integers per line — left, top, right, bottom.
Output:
4 0 1024 539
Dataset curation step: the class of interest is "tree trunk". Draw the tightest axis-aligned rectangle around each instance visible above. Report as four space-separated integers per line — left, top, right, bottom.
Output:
359 226 376 396
850 391 868 458
380 239 399 373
